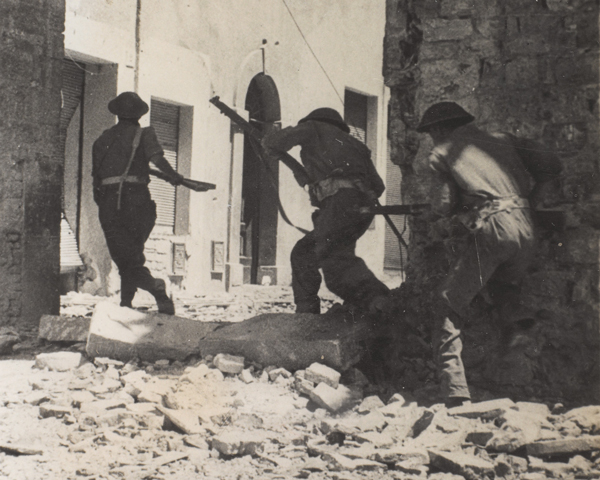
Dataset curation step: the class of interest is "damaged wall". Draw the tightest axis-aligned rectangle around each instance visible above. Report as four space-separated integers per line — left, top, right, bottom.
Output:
0 0 65 327
383 0 599 403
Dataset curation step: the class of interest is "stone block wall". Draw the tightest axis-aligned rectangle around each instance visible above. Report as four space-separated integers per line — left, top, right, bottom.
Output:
0 0 65 327
383 0 599 403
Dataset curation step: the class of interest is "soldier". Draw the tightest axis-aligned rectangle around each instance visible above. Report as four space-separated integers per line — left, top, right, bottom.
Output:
262 108 391 315
416 102 562 406
92 92 183 314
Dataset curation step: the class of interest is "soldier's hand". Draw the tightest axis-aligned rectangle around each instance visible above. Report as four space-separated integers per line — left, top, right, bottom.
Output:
169 173 185 186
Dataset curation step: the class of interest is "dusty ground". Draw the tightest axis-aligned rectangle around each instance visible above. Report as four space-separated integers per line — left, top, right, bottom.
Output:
0 286 599 479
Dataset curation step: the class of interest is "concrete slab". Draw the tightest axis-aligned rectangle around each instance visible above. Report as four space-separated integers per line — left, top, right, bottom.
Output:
86 302 224 362
198 312 375 372
39 315 90 342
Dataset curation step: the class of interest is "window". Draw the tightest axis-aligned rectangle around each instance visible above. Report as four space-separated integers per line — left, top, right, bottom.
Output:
148 99 193 235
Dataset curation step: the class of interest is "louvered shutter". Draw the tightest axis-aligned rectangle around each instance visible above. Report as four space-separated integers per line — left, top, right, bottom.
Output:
383 140 408 270
59 59 85 272
348 125 366 143
149 100 180 229
59 59 85 158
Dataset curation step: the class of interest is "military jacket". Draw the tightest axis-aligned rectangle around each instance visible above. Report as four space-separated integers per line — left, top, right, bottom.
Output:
92 122 164 183
263 120 385 197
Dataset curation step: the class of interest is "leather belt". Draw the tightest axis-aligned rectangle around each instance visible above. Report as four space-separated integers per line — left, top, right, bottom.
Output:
101 175 146 186
311 177 373 203
458 196 530 231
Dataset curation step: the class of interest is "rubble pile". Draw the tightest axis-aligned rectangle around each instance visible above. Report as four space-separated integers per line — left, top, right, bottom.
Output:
1 348 599 479
59 286 338 325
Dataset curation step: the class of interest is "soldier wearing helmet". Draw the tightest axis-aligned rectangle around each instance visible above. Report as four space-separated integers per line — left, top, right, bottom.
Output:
417 102 562 406
92 92 184 314
262 107 391 316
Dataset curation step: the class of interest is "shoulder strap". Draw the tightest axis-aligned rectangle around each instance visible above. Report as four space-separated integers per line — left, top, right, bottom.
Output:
116 127 144 210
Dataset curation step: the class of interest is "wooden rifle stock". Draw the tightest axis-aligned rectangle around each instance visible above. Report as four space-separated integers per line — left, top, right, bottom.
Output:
149 169 216 192
209 96 310 187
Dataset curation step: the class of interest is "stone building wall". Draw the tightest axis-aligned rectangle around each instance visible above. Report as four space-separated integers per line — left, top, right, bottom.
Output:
383 0 599 403
0 0 65 327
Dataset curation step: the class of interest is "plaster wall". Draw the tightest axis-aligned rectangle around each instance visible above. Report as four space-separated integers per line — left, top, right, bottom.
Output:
64 0 390 295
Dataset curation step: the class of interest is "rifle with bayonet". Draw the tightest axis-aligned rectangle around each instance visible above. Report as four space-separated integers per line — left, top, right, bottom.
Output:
149 169 216 192
209 96 310 187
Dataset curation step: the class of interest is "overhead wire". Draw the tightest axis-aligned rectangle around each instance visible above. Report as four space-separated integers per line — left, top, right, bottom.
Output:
280 0 345 107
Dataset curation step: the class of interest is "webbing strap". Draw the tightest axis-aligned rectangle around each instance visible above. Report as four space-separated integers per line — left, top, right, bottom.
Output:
117 127 143 210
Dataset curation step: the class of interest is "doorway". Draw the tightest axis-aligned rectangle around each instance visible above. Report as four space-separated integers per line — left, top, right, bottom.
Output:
239 73 281 285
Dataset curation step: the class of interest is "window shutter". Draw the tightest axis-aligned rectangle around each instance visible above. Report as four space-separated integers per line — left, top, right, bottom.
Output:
60 59 84 159
149 100 180 229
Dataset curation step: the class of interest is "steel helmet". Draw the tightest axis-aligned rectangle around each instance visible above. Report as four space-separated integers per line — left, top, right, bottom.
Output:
298 108 350 133
416 102 474 133
108 92 149 118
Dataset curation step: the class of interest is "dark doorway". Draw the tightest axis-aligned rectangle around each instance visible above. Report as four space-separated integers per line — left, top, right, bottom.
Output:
240 74 281 285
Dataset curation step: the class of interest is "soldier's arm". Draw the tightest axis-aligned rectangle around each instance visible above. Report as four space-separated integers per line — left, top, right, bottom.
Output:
509 135 563 208
429 150 459 216
261 122 313 155
91 140 105 203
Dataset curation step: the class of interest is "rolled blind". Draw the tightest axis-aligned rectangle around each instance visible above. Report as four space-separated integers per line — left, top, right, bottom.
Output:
149 100 180 229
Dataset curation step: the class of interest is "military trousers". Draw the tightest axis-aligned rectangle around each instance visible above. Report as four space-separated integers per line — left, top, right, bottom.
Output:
291 188 390 314
433 209 537 400
97 184 159 306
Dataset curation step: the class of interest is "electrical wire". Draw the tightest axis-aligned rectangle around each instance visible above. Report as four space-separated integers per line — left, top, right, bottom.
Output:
280 0 345 107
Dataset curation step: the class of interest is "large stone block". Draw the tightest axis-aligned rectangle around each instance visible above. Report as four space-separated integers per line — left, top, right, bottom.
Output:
428 450 495 479
526 435 600 457
86 302 223 362
38 315 90 342
198 313 374 372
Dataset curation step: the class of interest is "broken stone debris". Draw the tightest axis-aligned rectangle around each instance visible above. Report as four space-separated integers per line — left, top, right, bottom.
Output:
305 362 342 388
4 347 598 479
34 351 83 372
213 353 245 374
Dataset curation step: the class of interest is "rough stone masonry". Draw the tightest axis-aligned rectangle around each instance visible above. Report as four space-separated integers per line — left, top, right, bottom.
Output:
383 0 600 403
0 0 65 327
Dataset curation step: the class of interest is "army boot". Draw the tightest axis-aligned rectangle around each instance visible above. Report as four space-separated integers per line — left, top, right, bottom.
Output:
152 279 175 315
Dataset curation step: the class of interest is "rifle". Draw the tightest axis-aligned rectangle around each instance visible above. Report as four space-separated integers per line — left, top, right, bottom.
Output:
360 203 431 216
149 169 216 192
209 96 310 187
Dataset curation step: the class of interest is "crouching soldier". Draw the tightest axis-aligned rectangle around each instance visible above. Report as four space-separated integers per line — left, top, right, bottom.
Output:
92 92 184 314
416 102 562 407
262 108 391 316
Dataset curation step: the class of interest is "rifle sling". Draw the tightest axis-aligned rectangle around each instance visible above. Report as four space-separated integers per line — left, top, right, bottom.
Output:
247 137 309 235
